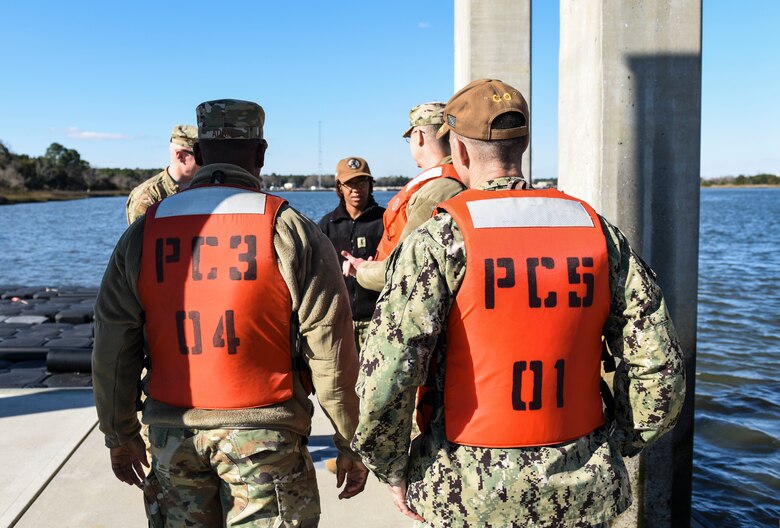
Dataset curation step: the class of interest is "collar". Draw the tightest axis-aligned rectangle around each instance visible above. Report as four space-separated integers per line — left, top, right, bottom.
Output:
332 197 380 221
190 164 263 190
163 167 180 193
478 176 530 191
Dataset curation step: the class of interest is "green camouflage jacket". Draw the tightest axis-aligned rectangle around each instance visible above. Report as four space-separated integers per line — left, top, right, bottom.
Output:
125 168 180 225
352 176 685 527
95 164 360 458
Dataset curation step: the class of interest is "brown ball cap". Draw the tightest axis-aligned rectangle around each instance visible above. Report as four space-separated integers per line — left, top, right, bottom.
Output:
335 157 372 183
437 79 529 141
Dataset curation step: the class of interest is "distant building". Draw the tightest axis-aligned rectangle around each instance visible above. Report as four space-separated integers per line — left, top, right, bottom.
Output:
533 180 557 189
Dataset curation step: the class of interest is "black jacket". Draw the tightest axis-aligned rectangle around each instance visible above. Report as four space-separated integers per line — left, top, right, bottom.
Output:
318 198 385 321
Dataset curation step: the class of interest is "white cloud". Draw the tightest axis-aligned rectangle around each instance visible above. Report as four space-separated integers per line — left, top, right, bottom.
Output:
66 127 130 140
419 22 430 29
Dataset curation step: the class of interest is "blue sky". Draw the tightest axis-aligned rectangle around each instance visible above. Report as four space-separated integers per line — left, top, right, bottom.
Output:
1 1 777 180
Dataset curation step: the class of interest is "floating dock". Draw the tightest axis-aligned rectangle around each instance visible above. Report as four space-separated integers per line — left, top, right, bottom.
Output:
0 285 715 527
0 285 399 527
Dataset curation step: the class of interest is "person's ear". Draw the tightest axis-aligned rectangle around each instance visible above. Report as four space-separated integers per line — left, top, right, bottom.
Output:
416 129 425 147
193 143 203 166
255 139 268 170
455 136 470 168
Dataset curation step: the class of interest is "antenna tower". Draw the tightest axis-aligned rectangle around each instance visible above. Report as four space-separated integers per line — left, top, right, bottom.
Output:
318 121 322 188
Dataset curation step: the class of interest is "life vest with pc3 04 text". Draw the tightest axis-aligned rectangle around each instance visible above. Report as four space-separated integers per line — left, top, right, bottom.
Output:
138 185 294 410
375 163 461 261
431 188 610 447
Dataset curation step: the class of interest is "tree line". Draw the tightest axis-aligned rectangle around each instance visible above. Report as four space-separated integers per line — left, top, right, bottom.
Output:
701 174 779 187
0 140 411 193
0 141 160 192
262 173 412 189
4 140 777 194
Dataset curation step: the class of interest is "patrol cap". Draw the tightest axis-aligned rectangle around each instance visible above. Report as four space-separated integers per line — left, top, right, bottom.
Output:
335 157 372 183
196 99 265 140
437 79 529 141
170 125 198 149
402 102 446 138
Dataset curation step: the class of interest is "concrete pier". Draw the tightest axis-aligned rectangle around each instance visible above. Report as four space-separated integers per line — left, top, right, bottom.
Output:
1 389 400 528
558 1 702 526
454 0 532 180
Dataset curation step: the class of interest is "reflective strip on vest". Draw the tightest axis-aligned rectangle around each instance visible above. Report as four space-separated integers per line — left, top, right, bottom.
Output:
439 188 608 448
138 185 293 410
466 197 594 228
375 164 460 260
155 186 268 217
403 165 444 191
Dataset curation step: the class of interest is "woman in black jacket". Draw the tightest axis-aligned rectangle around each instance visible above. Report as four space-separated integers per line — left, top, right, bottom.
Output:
318 156 385 352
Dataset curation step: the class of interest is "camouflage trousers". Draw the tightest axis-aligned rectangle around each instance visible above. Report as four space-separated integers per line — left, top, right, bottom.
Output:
405 426 628 527
138 422 166 527
148 426 320 527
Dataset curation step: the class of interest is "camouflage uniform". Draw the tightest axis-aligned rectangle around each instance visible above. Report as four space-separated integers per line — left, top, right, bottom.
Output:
352 176 686 527
125 169 179 225
148 427 318 527
355 169 463 292
95 101 360 527
353 319 371 352
356 102 464 292
125 125 198 224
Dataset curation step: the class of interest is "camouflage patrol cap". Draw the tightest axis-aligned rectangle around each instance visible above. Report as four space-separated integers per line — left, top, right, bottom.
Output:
402 102 446 138
437 79 529 141
336 156 372 183
170 125 198 149
196 99 265 140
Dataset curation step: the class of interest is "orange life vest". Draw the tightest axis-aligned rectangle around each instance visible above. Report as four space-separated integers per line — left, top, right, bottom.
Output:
138 185 294 410
375 164 461 260
437 188 609 447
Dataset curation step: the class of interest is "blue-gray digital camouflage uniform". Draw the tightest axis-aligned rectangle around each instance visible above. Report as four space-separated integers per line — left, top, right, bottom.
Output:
352 176 686 527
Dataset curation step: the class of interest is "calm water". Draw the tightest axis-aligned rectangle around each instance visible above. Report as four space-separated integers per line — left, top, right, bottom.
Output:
694 188 779 527
0 188 778 526
0 191 395 286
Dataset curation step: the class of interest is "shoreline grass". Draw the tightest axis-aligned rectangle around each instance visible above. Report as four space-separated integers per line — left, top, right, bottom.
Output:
0 189 127 205
2 183 777 206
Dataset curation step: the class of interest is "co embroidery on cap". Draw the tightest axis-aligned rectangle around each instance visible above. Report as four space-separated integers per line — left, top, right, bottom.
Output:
348 158 360 169
492 93 514 103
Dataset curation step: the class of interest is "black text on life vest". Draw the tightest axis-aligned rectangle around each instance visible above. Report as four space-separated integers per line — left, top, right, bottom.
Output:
484 257 595 309
512 359 565 410
155 238 181 282
175 310 240 355
484 258 515 309
155 235 258 282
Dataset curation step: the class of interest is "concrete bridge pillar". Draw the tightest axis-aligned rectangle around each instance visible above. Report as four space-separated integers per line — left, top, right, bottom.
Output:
454 0 532 180
558 1 701 526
